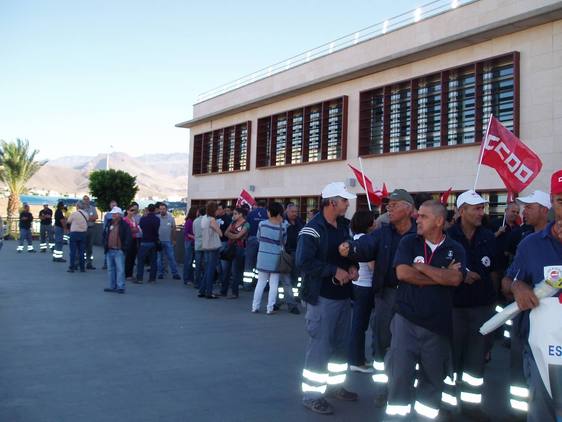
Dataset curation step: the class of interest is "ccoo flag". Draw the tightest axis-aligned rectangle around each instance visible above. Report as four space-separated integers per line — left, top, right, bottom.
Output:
348 164 382 205
479 116 542 193
236 189 256 209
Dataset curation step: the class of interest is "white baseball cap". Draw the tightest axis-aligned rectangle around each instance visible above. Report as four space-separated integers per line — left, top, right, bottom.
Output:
516 190 551 209
110 206 123 215
321 182 357 200
456 190 488 208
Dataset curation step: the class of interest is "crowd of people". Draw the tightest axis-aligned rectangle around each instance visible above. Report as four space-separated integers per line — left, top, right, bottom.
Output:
4 169 561 421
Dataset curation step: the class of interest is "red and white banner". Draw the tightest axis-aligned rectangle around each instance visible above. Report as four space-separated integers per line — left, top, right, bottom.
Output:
440 187 453 205
236 189 256 209
348 164 382 206
479 116 542 193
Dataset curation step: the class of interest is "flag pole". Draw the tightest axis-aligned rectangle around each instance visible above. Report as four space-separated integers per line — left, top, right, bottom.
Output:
473 113 494 191
358 157 372 211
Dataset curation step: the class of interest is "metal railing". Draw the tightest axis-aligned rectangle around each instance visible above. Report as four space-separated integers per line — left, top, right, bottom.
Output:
195 0 479 103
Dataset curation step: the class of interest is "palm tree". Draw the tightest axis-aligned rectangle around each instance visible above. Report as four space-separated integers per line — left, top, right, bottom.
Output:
0 139 46 225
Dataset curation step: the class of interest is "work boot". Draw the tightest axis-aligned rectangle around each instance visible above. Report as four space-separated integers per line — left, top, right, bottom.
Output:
303 398 334 415
325 387 358 401
86 264 96 270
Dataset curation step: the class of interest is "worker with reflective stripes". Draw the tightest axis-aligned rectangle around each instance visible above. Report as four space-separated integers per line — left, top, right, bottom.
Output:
17 203 35 253
52 201 67 262
296 182 359 415
339 189 416 405
244 200 268 289
504 173 562 422
500 190 551 419
446 190 497 421
39 203 54 252
386 200 465 421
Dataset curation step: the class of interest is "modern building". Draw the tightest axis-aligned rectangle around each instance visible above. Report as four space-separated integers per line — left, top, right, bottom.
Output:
176 0 562 219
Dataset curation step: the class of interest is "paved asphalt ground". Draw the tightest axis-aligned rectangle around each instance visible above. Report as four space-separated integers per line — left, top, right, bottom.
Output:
0 241 512 422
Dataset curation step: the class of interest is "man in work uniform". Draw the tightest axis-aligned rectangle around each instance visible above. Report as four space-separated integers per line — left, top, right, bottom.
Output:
338 189 416 405
385 200 465 421
501 190 551 419
52 200 67 262
244 200 268 288
82 195 98 270
39 202 54 252
446 190 497 421
17 202 35 253
296 182 359 415
505 170 562 422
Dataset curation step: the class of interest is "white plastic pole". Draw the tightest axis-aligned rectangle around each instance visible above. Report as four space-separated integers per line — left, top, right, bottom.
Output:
358 157 372 211
473 113 494 191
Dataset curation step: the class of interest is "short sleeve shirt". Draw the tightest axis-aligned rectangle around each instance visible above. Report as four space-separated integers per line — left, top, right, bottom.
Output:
393 233 467 337
54 209 65 228
39 209 53 225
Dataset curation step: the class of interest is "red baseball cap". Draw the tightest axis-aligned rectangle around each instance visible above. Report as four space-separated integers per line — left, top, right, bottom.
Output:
551 170 562 195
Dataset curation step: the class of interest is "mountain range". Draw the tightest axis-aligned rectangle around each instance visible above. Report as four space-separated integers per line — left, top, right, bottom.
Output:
23 152 188 200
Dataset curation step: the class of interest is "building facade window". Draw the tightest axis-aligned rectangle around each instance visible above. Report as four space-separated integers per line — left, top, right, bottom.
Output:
256 96 348 168
359 52 519 156
192 121 251 175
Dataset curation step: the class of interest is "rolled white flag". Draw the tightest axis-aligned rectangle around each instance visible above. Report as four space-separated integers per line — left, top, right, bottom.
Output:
479 279 560 335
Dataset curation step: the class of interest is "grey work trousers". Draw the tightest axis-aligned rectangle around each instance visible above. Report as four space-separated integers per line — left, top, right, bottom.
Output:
452 305 494 407
372 287 397 362
523 344 556 422
302 297 352 401
386 314 450 420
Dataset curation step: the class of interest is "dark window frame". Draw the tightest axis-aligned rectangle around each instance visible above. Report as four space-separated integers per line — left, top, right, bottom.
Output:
256 96 348 169
191 121 252 176
358 52 520 158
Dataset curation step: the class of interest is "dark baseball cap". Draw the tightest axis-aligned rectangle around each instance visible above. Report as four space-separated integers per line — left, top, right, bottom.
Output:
388 189 414 205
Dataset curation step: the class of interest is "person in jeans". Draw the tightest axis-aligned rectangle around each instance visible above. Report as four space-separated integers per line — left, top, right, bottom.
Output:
52 201 67 262
251 202 286 314
277 203 304 314
124 204 141 280
82 195 99 270
199 201 222 299
17 202 35 253
216 203 233 289
221 207 249 298
192 207 206 289
103 206 131 294
136 204 160 283
183 206 197 285
66 201 89 272
157 203 181 280
38 202 54 252
347 210 376 374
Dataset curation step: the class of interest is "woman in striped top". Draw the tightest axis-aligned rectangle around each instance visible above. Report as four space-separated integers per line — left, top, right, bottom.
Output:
251 202 287 314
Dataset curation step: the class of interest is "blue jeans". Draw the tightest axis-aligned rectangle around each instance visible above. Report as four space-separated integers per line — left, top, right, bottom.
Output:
194 250 204 288
349 284 374 366
220 246 245 296
244 236 259 273
69 231 86 271
157 240 179 277
107 249 125 290
183 241 195 282
136 242 157 280
200 249 219 296
53 226 64 258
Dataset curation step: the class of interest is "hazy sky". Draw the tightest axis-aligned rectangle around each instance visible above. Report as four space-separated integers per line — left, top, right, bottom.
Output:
1 0 420 160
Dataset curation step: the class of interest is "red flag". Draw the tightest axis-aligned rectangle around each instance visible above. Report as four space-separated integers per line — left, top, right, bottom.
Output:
236 189 256 209
382 183 389 199
440 187 453 205
479 116 542 193
348 164 382 206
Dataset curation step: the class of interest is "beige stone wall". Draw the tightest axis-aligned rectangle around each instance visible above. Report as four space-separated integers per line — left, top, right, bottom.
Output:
185 18 562 210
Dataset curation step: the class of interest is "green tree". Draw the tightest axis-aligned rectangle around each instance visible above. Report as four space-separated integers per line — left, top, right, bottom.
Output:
88 169 139 211
0 139 46 222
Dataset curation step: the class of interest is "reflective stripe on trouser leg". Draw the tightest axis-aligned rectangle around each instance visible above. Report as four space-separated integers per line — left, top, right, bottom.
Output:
459 372 483 404
27 245 34 251
48 243 55 248
414 401 440 419
40 243 48 250
53 250 64 258
17 245 24 251
372 360 388 384
441 372 458 408
509 385 529 413
327 362 348 385
385 403 411 417
243 271 254 284
302 369 328 394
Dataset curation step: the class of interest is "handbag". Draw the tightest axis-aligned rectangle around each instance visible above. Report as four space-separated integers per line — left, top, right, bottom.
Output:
220 242 237 261
276 225 293 273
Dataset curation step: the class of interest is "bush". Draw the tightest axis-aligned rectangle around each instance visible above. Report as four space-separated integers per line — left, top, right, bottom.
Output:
88 169 139 211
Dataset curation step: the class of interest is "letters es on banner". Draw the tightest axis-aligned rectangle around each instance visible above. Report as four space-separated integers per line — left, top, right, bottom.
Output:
479 116 542 193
